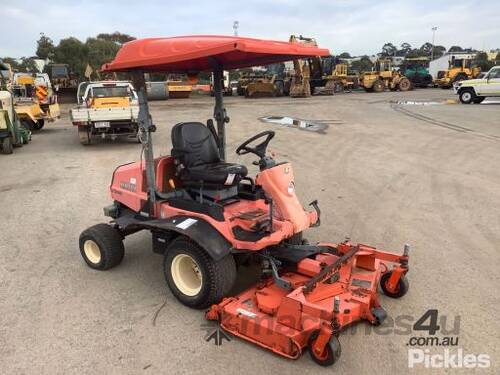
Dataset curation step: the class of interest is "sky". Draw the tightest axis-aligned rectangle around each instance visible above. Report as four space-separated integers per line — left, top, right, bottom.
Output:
1 0 499 58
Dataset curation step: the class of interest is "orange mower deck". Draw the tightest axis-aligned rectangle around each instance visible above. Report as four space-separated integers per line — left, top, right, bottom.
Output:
207 241 409 366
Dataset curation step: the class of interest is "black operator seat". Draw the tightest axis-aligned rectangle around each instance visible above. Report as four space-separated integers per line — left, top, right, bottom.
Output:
171 122 248 188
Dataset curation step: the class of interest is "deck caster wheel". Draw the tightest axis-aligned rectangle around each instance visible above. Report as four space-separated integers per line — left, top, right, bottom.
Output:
380 271 409 298
308 330 341 367
370 306 387 326
164 237 236 309
79 224 124 270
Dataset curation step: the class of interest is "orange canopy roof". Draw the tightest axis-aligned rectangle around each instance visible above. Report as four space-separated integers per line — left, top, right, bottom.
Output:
102 35 330 73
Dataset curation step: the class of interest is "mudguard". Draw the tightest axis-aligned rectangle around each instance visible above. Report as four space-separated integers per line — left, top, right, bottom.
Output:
114 214 232 261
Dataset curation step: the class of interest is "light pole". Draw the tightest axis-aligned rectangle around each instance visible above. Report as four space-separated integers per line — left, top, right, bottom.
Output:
431 26 438 61
233 21 239 36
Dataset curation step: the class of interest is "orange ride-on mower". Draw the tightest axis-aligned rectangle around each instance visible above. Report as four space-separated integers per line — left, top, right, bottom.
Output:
79 36 410 367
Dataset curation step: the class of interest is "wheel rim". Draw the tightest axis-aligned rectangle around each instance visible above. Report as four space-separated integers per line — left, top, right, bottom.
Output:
171 254 203 296
83 239 101 264
462 92 471 101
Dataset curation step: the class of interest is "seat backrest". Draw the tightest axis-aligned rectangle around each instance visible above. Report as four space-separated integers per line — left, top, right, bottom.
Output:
171 122 220 167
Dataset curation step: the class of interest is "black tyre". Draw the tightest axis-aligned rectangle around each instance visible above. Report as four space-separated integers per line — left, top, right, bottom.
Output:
308 331 341 367
79 224 124 270
398 78 411 91
33 120 45 130
275 81 284 97
164 237 236 309
78 127 91 145
380 271 409 298
21 119 35 131
1 136 13 154
459 89 475 104
372 80 385 93
453 74 468 84
473 97 485 104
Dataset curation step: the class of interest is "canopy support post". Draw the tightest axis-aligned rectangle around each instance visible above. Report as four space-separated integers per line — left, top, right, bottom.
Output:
132 71 156 211
212 66 228 160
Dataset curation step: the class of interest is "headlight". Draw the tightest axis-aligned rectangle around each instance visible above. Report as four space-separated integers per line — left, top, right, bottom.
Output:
287 181 295 195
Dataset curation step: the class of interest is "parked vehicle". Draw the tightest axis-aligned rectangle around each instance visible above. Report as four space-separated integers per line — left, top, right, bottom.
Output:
359 58 412 93
70 81 139 145
435 56 481 88
454 65 500 104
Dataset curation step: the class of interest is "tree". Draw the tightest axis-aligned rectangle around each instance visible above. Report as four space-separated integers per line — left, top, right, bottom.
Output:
399 42 412 56
475 52 493 71
96 32 135 45
36 33 55 60
381 43 397 57
496 52 500 64
85 37 120 73
431 45 446 59
53 37 89 77
419 42 433 55
339 52 351 58
448 46 463 53
350 56 373 73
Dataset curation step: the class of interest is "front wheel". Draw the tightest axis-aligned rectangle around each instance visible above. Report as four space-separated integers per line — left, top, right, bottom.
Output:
79 224 125 270
308 331 341 367
459 89 474 104
398 78 412 91
164 237 236 309
1 136 13 154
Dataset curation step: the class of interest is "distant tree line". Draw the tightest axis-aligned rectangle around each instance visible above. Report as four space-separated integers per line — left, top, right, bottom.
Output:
338 42 500 72
1 32 135 78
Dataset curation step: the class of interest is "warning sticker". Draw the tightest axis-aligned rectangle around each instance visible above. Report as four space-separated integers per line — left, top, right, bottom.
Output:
176 218 197 230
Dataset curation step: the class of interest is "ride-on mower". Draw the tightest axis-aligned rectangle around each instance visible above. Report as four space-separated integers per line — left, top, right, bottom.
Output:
79 35 410 367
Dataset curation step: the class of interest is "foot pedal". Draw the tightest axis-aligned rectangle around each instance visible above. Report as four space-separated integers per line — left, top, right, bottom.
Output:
371 307 387 326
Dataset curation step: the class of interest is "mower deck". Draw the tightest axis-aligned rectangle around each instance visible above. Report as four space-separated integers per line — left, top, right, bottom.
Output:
207 241 409 365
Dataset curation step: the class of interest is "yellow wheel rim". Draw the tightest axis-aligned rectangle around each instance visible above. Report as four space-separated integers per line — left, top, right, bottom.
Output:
83 239 101 264
171 254 202 296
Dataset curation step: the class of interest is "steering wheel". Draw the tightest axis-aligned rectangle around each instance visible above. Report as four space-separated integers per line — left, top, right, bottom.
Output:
236 130 275 158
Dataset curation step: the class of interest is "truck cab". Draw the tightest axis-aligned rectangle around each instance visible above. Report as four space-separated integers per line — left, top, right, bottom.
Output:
454 66 500 104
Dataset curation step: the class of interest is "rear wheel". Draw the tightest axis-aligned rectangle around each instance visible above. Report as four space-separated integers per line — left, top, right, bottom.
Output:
453 74 468 84
78 126 91 145
164 237 236 309
79 224 125 270
398 78 411 91
372 80 385 93
308 331 341 367
21 119 35 131
1 136 13 154
32 120 45 130
459 89 474 104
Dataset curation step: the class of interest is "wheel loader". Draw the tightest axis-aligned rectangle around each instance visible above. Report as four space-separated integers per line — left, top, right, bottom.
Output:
434 56 481 89
237 64 288 98
359 58 412 93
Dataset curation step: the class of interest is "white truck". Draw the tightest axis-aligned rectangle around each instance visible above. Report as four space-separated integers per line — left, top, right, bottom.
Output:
70 81 140 145
454 66 500 104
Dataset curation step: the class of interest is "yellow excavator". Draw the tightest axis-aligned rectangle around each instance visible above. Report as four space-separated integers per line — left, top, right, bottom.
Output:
288 35 357 97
